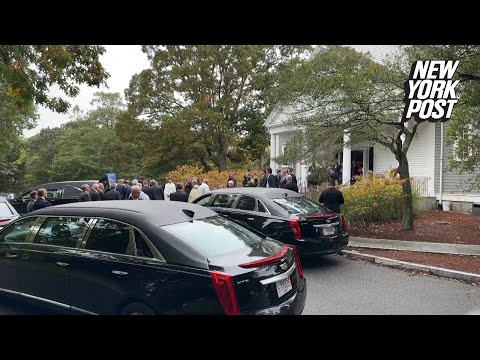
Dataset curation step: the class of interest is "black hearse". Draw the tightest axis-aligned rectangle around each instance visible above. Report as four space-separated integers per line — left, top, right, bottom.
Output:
11 175 114 214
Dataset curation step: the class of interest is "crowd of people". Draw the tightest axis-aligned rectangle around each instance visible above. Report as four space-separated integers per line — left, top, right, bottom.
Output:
24 164 349 213
328 159 364 185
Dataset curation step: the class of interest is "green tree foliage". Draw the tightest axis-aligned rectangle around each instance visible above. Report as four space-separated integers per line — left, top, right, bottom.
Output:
126 45 312 171
274 45 421 230
0 86 36 192
404 45 480 189
0 45 109 113
19 92 144 187
21 126 70 187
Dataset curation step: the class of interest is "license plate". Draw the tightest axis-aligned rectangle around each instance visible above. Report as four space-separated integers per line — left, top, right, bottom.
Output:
276 277 292 298
323 227 335 236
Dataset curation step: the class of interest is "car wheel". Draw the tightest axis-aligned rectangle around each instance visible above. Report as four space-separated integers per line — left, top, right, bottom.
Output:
120 302 156 315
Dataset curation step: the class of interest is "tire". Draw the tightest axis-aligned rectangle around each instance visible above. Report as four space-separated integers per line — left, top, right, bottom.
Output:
120 302 156 315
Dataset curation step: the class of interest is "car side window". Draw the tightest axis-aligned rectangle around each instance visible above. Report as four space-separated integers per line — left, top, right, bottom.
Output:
211 194 238 208
235 196 256 211
257 200 268 213
34 217 90 248
85 219 131 255
195 194 212 206
0 217 39 243
133 229 154 258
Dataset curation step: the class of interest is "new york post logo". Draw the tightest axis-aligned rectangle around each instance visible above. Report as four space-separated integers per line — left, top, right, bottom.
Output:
403 60 460 123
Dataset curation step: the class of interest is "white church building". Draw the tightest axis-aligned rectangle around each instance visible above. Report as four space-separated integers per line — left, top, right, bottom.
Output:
264 45 480 212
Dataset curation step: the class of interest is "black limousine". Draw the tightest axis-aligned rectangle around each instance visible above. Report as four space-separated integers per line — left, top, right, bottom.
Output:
0 201 306 315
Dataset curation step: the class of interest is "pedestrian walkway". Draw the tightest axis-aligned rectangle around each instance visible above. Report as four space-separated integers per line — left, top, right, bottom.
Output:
349 236 480 256
342 236 480 283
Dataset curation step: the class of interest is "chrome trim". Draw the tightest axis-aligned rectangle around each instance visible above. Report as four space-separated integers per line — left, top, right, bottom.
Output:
0 287 20 296
0 286 98 314
112 270 128 276
15 292 70 310
313 222 339 228
70 306 97 315
256 198 272 215
260 263 296 285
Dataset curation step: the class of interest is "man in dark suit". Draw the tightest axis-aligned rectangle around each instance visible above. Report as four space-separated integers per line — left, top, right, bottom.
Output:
260 168 277 188
26 191 38 212
149 179 165 200
319 179 345 214
89 184 101 201
97 183 107 201
289 168 297 185
79 184 92 202
116 179 126 200
105 184 122 200
283 175 299 192
32 188 51 211
142 181 155 200
170 183 189 202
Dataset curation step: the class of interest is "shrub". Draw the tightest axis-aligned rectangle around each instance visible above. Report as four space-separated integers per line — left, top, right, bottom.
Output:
165 165 264 190
338 172 419 227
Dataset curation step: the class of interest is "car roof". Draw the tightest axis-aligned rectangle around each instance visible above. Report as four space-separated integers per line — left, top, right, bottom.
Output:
207 187 302 200
33 180 98 188
30 200 217 227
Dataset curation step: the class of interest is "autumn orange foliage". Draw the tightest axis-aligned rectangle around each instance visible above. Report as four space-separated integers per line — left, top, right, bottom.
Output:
166 165 264 189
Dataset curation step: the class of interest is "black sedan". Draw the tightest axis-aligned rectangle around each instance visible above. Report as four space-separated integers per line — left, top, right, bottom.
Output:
0 201 306 315
192 188 349 256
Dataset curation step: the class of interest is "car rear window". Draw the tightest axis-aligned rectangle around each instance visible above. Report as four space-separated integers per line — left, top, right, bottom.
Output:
272 196 327 215
0 203 14 217
162 215 263 257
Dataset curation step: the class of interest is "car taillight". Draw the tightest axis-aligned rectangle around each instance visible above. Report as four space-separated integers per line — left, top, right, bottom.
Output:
340 214 348 233
210 272 240 315
287 245 304 279
289 219 303 240
239 245 289 268
0 218 10 223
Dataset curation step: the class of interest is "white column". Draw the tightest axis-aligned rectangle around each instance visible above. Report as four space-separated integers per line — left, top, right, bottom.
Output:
270 133 276 170
363 148 368 177
342 130 351 184
295 162 301 185
275 135 280 158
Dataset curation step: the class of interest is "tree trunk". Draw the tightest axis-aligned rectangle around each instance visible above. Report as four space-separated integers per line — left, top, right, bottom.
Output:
217 145 228 172
260 149 266 169
397 152 414 230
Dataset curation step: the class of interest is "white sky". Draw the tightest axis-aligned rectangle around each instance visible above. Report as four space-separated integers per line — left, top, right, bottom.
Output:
23 45 150 138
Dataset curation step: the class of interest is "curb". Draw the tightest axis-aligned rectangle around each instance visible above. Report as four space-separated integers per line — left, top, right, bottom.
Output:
340 250 480 283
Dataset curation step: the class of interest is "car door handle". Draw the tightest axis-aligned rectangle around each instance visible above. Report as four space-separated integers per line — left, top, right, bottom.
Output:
112 270 128 276
247 218 255 221
56 262 69 267
5 254 18 259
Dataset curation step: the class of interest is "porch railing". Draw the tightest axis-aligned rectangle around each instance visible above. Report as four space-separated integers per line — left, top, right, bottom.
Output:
410 176 432 197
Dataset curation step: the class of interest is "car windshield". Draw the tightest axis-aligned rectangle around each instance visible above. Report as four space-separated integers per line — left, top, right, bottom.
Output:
0 203 14 217
272 196 328 215
162 215 263 257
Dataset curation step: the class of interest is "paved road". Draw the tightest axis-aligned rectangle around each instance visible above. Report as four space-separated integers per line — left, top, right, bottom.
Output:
1 255 479 315
301 255 480 315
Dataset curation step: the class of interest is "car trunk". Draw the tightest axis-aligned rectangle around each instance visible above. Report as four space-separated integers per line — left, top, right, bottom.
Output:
297 213 344 239
207 241 303 314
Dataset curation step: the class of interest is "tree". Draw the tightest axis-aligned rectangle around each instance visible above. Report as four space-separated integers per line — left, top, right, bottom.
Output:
403 45 480 189
0 45 109 114
125 45 311 171
275 45 420 230
21 126 70 187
